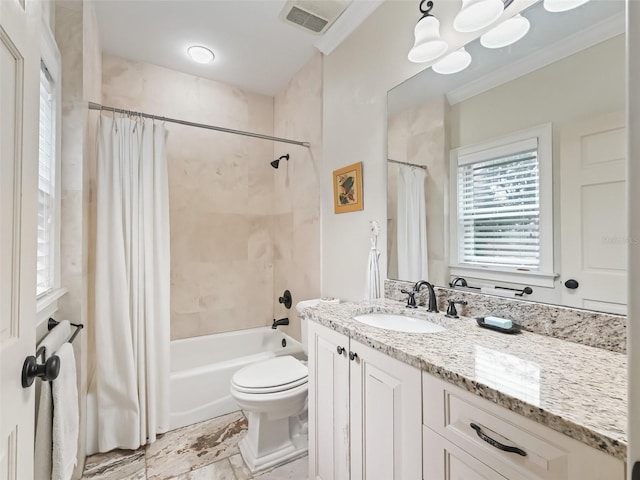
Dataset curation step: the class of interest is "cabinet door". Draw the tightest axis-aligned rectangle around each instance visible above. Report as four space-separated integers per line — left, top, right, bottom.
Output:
424 427 508 480
308 321 350 480
349 339 422 480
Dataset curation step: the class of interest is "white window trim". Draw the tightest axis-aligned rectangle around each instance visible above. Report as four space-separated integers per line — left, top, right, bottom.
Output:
36 17 65 328
449 123 557 288
36 288 69 328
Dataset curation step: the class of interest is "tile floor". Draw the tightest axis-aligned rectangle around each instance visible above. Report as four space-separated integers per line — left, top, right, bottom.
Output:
82 411 308 480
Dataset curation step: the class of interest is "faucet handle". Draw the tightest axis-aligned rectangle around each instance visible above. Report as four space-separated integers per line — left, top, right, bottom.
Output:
401 289 417 309
445 300 468 319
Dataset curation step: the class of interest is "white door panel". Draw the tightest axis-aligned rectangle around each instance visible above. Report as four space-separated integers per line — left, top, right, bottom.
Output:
350 339 422 480
560 111 626 312
0 0 41 478
308 322 350 480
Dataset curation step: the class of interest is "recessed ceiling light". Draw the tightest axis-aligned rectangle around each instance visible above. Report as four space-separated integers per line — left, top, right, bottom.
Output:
187 45 215 64
480 14 531 49
432 48 472 75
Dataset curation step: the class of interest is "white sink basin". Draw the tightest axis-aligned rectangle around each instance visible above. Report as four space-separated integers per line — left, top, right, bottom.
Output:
353 313 446 334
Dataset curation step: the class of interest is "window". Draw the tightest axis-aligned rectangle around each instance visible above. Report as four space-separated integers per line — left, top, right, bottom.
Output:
37 61 57 297
450 124 554 287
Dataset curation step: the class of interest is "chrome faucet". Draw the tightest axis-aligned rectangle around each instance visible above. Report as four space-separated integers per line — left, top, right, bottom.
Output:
414 280 439 313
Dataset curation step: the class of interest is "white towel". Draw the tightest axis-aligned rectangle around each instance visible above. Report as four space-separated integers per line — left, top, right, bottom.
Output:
51 343 79 480
35 321 71 480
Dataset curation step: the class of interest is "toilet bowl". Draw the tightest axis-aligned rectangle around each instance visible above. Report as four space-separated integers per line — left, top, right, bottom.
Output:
229 301 319 473
230 354 309 473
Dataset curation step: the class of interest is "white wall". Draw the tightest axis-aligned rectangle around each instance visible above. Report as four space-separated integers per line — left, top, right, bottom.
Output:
321 0 424 300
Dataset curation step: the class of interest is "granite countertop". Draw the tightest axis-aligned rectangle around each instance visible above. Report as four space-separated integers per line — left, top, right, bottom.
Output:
299 299 627 461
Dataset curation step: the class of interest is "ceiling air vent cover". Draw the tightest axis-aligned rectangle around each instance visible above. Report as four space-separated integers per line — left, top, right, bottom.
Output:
280 0 349 35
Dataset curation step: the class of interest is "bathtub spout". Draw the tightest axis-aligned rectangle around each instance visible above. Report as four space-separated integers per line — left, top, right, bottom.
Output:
272 318 289 329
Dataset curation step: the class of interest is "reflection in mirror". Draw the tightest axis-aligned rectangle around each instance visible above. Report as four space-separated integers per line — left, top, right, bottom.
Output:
387 0 626 314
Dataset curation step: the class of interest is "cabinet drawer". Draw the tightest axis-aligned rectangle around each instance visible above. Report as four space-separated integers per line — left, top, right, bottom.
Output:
423 373 624 480
424 426 511 480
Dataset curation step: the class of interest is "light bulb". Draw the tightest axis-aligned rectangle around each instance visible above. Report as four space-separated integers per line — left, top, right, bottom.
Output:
453 0 504 33
408 15 449 63
432 48 472 75
480 14 531 49
543 0 589 12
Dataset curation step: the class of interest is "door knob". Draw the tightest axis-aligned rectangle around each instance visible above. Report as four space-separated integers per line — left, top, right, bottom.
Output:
564 279 579 289
337 346 345 355
21 355 60 388
349 351 358 361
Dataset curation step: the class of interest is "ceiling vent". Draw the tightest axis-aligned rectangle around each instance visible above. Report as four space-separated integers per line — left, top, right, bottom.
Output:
279 0 350 35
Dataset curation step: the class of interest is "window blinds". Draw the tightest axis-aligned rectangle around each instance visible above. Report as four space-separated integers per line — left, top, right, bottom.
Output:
457 139 540 269
37 64 56 296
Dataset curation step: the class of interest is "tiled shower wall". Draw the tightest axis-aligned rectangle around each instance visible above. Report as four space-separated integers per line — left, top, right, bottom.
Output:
272 53 323 340
54 1 102 476
101 54 322 341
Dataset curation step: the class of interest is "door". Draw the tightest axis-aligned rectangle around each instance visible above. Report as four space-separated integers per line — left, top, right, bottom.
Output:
349 339 421 480
560 111 627 314
0 0 40 479
308 321 350 480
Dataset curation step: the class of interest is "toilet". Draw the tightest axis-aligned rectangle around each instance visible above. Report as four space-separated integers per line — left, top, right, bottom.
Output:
230 304 314 473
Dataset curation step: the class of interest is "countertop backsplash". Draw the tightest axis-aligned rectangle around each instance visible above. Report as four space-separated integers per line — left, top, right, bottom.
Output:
384 279 627 353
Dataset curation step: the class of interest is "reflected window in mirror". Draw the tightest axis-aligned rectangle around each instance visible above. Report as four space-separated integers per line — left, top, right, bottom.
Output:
450 124 554 287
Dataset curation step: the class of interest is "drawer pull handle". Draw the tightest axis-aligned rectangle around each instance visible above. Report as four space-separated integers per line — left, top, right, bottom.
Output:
470 423 527 457
349 351 358 361
337 346 345 355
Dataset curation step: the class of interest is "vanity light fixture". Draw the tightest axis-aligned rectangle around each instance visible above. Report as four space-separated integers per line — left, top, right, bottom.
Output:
432 47 472 74
187 45 215 64
407 0 449 64
480 14 530 49
453 0 504 33
543 0 589 12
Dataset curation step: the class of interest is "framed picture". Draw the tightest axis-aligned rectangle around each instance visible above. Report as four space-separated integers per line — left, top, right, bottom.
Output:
333 162 363 214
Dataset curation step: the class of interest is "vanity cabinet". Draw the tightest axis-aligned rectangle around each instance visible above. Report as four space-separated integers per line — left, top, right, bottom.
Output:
307 321 422 480
422 374 625 480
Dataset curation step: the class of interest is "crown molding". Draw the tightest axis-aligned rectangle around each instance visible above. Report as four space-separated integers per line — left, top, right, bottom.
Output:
446 11 625 105
315 0 385 55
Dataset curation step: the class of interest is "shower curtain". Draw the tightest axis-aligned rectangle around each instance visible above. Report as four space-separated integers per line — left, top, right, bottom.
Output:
397 165 429 282
93 115 170 451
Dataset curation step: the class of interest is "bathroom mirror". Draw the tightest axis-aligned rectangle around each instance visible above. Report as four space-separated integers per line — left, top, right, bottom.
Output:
387 0 626 314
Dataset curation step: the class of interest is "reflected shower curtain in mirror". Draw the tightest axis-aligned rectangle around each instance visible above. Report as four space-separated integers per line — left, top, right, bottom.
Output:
92 115 170 451
397 165 429 282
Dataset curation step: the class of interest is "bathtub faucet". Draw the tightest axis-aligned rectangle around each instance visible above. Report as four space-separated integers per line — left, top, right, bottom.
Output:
272 317 289 329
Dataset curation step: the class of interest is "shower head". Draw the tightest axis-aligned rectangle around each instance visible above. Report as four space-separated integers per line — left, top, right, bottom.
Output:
270 154 289 169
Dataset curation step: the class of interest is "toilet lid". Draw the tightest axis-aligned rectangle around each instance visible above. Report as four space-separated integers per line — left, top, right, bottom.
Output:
232 356 308 393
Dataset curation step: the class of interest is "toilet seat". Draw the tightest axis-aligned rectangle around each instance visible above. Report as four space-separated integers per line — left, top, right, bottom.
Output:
231 356 308 394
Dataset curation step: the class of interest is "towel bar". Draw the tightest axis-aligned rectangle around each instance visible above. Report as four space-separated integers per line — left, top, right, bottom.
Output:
448 277 533 297
21 318 84 388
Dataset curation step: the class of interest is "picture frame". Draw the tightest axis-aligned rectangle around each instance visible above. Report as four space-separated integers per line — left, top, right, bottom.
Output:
333 162 364 214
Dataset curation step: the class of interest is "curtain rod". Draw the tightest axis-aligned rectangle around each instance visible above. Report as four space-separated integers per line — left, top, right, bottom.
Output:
88 102 311 148
387 158 427 170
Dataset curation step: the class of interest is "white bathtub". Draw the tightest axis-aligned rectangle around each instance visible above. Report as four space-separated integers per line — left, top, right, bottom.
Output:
169 327 304 431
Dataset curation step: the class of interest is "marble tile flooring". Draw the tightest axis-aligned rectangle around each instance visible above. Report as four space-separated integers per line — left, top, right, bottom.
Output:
82 411 308 480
